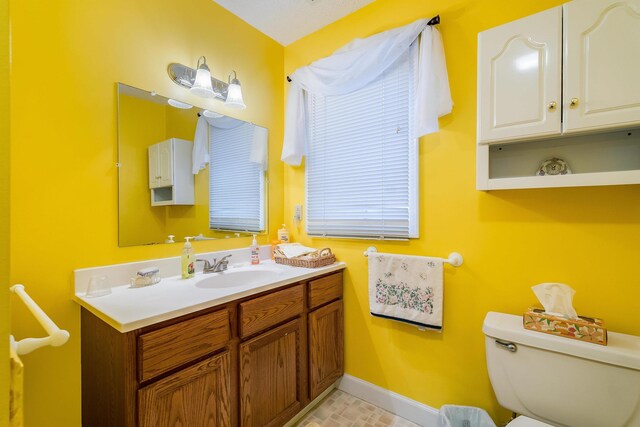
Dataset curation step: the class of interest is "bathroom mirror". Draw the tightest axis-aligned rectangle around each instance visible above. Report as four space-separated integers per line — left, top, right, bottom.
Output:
117 83 268 247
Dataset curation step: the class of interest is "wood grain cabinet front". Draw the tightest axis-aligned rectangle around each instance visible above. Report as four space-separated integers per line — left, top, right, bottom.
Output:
138 309 230 382
240 284 304 338
309 300 344 400
81 270 344 427
240 319 304 427
138 351 231 427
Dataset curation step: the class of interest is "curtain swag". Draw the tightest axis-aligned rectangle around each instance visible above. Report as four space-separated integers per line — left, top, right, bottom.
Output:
281 18 453 166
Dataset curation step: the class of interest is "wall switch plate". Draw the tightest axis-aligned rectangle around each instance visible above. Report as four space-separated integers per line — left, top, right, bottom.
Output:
294 204 303 223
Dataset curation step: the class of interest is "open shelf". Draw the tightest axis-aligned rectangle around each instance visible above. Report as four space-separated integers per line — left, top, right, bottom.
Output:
478 127 640 190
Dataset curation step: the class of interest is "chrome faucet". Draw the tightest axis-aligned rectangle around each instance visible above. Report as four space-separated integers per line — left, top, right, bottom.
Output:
196 255 232 274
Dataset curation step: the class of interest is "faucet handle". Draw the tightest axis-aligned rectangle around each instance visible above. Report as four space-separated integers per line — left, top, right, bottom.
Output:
195 258 212 270
217 255 232 271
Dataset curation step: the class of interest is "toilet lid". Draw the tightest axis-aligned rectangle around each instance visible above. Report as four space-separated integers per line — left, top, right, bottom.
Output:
507 416 553 427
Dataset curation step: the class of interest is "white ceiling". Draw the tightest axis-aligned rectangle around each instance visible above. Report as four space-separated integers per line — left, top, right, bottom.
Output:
212 0 376 46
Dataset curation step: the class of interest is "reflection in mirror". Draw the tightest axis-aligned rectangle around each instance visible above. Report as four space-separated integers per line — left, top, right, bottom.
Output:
117 83 268 247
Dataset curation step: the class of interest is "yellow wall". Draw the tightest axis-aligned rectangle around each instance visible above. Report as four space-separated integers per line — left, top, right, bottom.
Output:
9 0 284 425
1 0 9 423
284 0 640 423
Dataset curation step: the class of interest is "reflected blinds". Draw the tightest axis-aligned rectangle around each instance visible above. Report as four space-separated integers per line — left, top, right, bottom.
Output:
209 122 265 232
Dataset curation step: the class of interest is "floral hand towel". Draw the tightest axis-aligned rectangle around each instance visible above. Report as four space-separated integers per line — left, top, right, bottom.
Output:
368 252 443 331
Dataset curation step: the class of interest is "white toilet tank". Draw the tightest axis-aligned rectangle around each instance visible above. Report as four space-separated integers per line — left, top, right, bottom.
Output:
483 312 640 427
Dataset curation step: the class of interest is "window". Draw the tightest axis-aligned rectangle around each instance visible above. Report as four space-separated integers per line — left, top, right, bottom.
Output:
305 43 419 239
209 122 265 232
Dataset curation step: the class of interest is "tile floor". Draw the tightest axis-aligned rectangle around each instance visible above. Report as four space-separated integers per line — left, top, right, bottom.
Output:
296 389 421 427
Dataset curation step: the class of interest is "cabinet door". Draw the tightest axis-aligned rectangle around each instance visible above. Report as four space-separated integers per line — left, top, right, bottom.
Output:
240 319 302 427
157 139 174 188
309 300 344 400
148 144 160 188
138 351 231 427
563 0 640 133
478 7 562 143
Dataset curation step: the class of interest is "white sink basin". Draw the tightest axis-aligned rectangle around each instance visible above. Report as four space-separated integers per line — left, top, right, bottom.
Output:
194 266 284 289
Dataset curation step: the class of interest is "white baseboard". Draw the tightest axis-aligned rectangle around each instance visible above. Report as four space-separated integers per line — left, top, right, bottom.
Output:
337 374 440 427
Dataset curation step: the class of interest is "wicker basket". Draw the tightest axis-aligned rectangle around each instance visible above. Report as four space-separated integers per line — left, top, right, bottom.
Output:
274 247 336 268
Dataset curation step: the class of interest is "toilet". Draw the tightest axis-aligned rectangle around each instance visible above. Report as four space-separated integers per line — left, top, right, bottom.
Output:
483 312 640 427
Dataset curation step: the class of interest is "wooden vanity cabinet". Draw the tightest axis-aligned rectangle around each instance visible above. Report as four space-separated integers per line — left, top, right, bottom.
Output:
80 307 233 427
81 270 343 427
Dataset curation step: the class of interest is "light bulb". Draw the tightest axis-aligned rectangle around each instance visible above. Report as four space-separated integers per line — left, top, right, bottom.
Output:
225 81 246 110
190 57 215 98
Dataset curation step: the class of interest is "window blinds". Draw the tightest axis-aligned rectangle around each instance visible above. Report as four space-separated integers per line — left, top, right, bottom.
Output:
209 122 265 232
305 44 419 239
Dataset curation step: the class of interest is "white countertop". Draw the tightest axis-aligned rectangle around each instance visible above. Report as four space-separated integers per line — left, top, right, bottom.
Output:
73 260 345 333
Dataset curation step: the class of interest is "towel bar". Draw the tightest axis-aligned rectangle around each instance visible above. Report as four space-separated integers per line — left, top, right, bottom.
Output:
363 246 463 267
10 284 70 355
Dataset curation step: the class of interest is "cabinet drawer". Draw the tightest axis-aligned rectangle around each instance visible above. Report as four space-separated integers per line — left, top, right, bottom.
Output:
240 284 304 338
138 309 230 382
308 272 343 309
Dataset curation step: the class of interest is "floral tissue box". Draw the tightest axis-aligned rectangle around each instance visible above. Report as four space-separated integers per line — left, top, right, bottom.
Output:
523 307 608 346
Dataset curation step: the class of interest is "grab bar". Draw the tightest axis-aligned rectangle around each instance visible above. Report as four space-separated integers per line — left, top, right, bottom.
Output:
363 246 463 267
10 284 70 355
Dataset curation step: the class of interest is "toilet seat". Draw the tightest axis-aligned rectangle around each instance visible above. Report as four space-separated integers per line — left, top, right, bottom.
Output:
507 416 553 427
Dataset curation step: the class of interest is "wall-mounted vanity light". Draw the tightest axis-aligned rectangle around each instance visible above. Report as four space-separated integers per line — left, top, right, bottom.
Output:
168 57 247 110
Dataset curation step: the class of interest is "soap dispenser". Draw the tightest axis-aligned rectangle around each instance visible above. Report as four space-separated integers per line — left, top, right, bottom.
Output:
278 224 290 243
181 237 195 279
251 235 260 265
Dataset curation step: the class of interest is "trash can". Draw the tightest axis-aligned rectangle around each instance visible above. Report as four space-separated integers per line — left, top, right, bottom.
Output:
437 405 497 427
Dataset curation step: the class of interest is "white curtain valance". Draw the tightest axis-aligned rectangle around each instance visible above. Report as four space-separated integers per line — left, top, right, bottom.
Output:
281 18 453 166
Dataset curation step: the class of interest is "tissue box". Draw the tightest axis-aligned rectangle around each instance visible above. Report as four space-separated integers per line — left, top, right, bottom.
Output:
523 307 607 345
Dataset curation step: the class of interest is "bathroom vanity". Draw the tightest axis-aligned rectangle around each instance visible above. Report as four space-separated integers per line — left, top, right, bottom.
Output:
77 260 344 427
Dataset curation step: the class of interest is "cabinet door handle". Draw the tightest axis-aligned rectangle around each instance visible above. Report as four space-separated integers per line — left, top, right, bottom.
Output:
155 176 161 179
570 98 579 108
547 101 557 111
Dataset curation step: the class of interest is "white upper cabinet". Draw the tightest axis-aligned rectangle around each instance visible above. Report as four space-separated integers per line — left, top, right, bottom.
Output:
478 7 562 144
563 0 640 133
477 0 640 190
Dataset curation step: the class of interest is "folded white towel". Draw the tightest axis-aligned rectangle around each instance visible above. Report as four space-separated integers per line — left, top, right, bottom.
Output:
368 252 443 331
277 243 317 258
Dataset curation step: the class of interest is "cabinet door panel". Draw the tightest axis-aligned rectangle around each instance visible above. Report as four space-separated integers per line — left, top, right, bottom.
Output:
478 7 562 143
564 0 640 132
148 144 160 189
157 139 174 187
309 300 344 400
240 319 302 427
138 351 231 427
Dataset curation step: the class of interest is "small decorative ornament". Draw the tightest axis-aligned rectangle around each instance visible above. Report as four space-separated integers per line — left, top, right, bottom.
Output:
537 157 571 176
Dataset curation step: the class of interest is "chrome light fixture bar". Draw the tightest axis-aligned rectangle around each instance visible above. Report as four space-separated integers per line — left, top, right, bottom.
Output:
167 58 246 109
